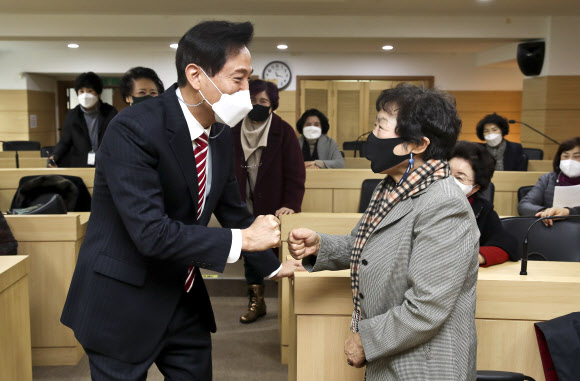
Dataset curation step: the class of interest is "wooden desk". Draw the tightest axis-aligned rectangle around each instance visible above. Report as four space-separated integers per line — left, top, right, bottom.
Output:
289 261 580 381
344 157 370 169
0 255 32 381
0 168 95 211
5 213 90 366
302 169 545 216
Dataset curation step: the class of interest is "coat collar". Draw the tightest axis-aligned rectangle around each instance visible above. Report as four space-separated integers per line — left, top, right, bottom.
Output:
373 196 414 232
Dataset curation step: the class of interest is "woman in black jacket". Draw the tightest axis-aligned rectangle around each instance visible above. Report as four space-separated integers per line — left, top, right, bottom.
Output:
476 113 527 171
50 72 117 167
450 141 519 266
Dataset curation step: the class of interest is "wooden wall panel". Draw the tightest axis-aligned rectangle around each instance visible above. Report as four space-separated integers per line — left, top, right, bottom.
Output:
450 91 522 143
27 91 56 147
276 90 297 132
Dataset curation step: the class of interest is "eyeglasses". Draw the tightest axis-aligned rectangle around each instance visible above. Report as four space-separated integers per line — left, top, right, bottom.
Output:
453 175 474 185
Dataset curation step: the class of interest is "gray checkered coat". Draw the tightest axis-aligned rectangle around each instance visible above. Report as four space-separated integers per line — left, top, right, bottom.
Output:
304 177 480 381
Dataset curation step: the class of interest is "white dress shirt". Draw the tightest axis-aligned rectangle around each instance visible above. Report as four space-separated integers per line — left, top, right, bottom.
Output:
175 88 281 278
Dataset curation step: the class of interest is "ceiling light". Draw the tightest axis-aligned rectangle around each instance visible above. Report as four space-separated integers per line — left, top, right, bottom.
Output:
277 44 288 50
68 43 79 49
382 45 394 51
170 43 178 49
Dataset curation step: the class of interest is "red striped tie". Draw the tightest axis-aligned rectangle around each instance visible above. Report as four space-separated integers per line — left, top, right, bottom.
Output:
184 133 209 292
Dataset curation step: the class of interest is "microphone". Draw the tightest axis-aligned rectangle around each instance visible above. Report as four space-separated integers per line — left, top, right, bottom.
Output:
520 215 580 275
508 120 560 146
0 140 19 168
354 131 372 158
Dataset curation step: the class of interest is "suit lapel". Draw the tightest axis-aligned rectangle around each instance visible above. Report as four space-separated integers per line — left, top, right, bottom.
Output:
164 85 199 209
374 197 414 232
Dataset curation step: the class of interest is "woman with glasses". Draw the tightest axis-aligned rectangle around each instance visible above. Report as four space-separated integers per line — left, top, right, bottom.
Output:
232 79 306 324
450 141 518 266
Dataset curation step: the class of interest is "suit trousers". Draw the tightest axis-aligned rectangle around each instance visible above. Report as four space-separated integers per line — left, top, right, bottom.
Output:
85 291 212 381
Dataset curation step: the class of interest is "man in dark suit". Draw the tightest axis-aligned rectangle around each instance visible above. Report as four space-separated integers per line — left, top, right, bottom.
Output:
61 21 298 380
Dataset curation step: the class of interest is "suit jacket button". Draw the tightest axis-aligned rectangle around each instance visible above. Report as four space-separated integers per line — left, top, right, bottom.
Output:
361 259 368 266
360 293 364 299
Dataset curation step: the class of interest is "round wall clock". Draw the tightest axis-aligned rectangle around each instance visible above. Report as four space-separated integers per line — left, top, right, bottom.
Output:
262 61 292 90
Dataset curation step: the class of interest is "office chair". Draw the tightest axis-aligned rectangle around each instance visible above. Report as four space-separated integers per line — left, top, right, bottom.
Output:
343 141 366 157
517 186 534 203
479 182 495 204
7 194 67 215
519 153 529 171
522 148 544 161
501 216 580 264
358 179 382 213
476 370 535 381
2 141 41 151
10 175 92 212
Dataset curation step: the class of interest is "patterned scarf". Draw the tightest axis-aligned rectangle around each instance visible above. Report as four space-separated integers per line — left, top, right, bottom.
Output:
349 159 450 332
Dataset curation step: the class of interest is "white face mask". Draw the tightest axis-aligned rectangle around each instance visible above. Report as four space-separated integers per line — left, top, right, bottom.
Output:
198 68 252 127
78 93 98 109
484 133 502 147
303 126 322 140
560 159 580 178
453 177 474 196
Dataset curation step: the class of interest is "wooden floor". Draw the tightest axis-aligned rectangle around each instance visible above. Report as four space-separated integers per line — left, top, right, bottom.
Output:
32 296 287 381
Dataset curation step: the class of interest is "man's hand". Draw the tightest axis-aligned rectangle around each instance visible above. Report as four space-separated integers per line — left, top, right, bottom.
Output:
241 215 281 251
271 259 305 280
535 207 570 227
275 207 295 217
344 332 366 368
288 228 320 260
47 156 58 168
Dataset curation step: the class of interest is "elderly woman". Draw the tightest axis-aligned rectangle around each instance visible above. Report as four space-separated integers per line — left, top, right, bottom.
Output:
297 108 345 169
476 113 526 171
232 79 306 324
289 84 479 380
450 141 518 266
119 66 165 105
518 137 580 224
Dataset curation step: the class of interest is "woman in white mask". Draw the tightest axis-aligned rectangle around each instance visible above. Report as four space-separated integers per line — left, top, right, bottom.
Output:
519 137 580 224
297 109 345 169
476 113 526 171
450 141 518 267
49 72 117 167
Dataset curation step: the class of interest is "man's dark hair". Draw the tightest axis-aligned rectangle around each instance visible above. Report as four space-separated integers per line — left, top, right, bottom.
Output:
74 72 103 95
553 136 580 173
296 109 330 135
475 113 510 141
452 140 496 191
375 83 462 161
249 79 279 111
176 21 254 87
119 67 165 103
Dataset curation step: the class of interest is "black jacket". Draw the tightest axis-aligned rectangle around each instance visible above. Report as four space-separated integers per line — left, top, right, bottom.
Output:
471 196 519 261
53 102 117 167
60 84 280 363
502 140 527 171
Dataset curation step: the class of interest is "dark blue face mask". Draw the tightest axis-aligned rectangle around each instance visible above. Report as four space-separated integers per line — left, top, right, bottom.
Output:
364 133 410 173
131 95 153 105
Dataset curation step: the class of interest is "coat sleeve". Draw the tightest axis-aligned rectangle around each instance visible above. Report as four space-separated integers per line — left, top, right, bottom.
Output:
320 137 345 169
514 143 527 171
358 195 479 362
97 114 233 272
280 121 306 212
518 174 551 216
52 110 75 163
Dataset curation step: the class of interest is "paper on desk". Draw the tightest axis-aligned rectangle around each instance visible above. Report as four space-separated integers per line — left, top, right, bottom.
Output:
553 185 580 208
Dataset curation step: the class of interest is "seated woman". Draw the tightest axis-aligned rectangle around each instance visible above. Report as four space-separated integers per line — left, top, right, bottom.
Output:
476 113 526 171
289 84 478 380
518 137 580 224
119 66 165 105
297 109 345 169
450 141 518 266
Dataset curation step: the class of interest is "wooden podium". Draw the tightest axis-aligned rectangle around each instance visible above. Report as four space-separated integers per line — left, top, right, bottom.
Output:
5 213 90 366
289 261 580 381
0 255 32 381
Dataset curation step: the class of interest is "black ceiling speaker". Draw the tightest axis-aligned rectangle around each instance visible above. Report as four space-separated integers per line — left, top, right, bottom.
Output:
517 40 545 76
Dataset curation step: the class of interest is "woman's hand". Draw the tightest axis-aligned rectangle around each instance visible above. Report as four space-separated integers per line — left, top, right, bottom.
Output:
275 207 295 217
271 259 305 280
535 207 570 227
344 333 366 368
288 228 320 260
304 161 318 169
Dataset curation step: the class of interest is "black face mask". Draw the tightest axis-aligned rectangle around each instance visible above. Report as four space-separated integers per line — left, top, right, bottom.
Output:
131 95 153 105
364 133 410 173
248 104 271 122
